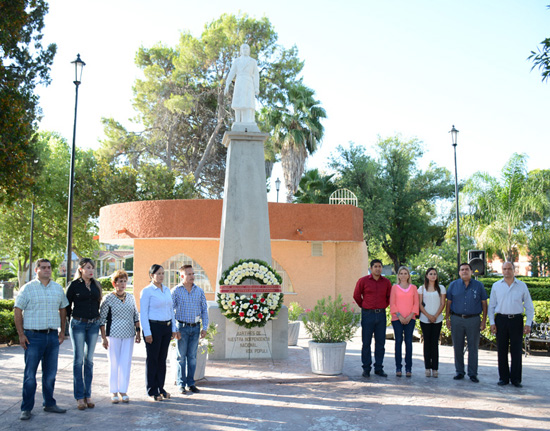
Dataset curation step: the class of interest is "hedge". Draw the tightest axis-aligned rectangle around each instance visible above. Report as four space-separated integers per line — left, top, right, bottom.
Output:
0 299 14 311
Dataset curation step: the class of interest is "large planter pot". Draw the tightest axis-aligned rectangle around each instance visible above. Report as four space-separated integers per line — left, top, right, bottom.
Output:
308 340 347 375
170 343 208 384
288 321 301 346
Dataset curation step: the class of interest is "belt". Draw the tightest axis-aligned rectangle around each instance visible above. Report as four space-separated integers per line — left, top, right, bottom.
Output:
72 316 100 323
451 312 478 319
496 313 523 319
26 329 57 334
177 321 199 327
363 308 385 313
150 320 171 326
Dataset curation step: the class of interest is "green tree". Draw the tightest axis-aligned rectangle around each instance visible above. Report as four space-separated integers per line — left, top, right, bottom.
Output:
293 168 336 204
528 5 550 83
261 84 326 202
331 138 454 272
462 153 547 262
0 0 56 203
99 13 304 198
527 169 550 275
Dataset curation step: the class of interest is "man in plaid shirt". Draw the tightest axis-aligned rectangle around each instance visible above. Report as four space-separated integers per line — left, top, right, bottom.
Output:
14 258 69 420
172 264 208 394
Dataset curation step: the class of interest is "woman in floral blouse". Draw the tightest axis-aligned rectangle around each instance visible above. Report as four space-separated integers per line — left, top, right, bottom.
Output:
99 270 140 403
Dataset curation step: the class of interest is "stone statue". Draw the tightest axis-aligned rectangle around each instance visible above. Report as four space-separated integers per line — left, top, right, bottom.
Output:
224 44 260 129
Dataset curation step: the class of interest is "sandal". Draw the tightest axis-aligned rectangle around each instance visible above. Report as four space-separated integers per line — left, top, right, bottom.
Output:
85 398 95 408
120 394 130 403
149 395 163 402
111 395 120 404
161 391 171 400
77 399 87 410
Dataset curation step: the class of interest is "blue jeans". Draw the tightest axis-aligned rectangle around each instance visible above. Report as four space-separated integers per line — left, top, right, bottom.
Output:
392 319 416 372
176 323 200 387
21 330 59 411
361 309 387 372
69 319 100 399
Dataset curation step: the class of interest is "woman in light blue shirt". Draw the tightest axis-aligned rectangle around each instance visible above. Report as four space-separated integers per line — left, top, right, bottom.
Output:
140 264 178 401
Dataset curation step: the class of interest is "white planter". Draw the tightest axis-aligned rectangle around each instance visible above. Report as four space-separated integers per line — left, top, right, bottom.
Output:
288 321 300 346
308 340 347 375
170 343 208 384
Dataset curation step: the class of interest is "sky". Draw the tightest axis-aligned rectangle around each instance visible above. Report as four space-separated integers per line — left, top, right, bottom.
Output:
36 0 550 202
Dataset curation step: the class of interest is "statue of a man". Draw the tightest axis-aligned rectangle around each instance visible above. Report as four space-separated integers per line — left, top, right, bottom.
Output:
224 44 260 126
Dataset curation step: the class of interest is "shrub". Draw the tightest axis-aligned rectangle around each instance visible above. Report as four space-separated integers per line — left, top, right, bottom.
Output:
98 277 114 292
0 309 18 345
56 277 66 288
0 269 15 281
302 295 360 343
0 299 15 311
288 302 304 321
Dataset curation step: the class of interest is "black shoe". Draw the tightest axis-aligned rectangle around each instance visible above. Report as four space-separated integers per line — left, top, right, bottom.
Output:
374 370 388 377
470 376 479 383
497 380 509 386
362 371 370 378
43 405 66 414
512 381 523 388
178 386 187 394
20 411 31 420
188 385 200 393
453 374 465 380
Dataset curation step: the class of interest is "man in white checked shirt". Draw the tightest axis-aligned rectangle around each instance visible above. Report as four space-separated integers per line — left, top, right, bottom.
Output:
14 258 69 420
489 261 535 388
172 264 208 394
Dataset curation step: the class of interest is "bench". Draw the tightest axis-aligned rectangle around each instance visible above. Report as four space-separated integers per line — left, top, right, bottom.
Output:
525 322 550 356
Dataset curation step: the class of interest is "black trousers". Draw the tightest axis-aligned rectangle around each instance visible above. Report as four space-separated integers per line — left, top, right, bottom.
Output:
145 321 172 397
495 314 524 384
420 321 442 370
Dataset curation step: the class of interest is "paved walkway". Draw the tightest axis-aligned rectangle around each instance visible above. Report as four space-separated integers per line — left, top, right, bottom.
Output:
1 326 549 431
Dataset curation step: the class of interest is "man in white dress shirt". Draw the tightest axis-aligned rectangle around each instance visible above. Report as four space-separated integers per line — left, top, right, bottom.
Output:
489 261 534 388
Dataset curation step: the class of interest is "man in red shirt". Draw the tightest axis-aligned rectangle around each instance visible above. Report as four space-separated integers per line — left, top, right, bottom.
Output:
353 259 392 377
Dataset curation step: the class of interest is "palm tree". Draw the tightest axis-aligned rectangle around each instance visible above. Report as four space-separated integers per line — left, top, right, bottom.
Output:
294 168 336 203
261 84 326 202
462 153 547 262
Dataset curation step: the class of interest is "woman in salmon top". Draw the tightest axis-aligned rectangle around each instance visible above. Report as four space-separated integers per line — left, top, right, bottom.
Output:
390 266 419 377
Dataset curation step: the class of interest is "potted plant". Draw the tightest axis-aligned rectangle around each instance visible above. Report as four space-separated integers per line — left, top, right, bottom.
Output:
288 302 304 346
170 323 218 383
302 295 360 375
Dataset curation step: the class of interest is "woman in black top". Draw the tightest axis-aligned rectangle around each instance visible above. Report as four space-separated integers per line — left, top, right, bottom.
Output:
66 258 102 411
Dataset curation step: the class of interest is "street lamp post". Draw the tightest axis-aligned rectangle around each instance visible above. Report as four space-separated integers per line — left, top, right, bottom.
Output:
65 54 85 287
450 125 460 275
275 177 281 203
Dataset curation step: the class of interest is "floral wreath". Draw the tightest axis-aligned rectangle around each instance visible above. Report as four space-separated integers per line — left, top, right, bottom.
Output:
217 259 284 329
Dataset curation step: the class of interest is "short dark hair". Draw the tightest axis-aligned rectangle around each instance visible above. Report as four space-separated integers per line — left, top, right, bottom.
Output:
370 259 383 268
459 262 472 271
35 258 51 269
179 264 193 272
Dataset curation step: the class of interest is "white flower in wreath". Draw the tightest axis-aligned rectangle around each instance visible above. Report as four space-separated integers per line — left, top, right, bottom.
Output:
242 303 249 309
245 318 251 323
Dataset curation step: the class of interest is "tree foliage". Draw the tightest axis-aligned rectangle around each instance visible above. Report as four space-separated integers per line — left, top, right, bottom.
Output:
293 168 336 204
331 137 454 272
0 0 56 203
99 13 305 198
528 5 550 83
462 153 548 263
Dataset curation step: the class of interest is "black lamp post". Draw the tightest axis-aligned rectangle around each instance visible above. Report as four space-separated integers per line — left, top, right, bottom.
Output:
275 177 281 203
65 54 85 286
450 125 460 274
28 159 39 281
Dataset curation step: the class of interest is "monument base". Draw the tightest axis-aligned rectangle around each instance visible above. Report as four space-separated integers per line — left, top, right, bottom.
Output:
209 303 288 360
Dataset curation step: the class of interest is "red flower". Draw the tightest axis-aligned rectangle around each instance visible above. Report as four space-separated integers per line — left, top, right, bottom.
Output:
249 299 254 304
270 310 274 315
239 312 245 317
252 294 257 298
231 301 236 306
258 313 263 319
260 298 265 303
253 305 258 310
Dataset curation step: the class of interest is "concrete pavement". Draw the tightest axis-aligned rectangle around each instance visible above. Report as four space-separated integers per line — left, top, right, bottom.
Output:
1 326 549 431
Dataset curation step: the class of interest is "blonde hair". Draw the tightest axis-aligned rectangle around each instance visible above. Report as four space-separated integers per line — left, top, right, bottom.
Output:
397 266 411 285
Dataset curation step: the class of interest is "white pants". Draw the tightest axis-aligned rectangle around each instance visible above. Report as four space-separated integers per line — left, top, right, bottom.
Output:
107 337 134 393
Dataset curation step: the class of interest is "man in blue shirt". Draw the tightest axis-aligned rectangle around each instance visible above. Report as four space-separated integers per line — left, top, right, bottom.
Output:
172 265 208 394
445 262 488 383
